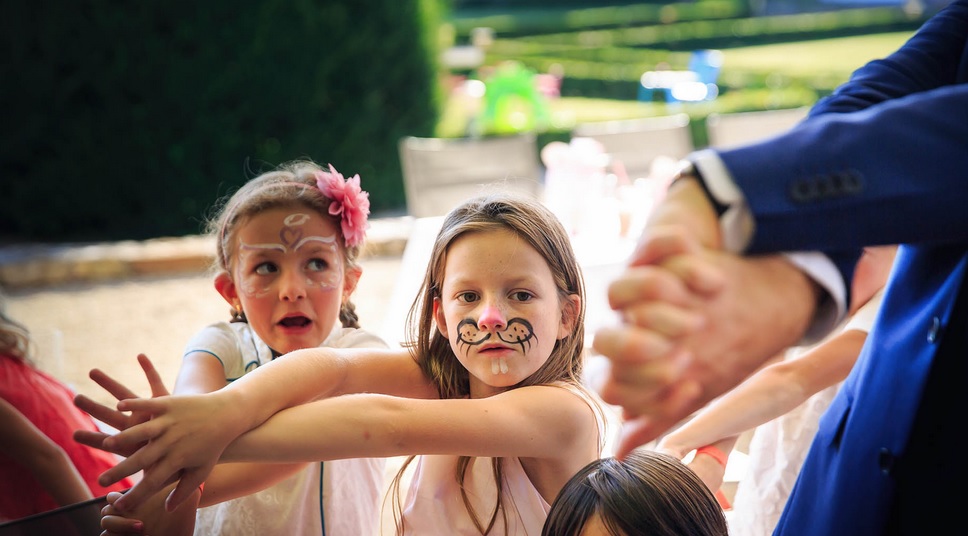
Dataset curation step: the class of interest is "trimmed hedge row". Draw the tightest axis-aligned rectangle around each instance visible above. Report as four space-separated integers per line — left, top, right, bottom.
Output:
516 6 924 48
484 6 926 95
1 0 441 243
451 0 748 39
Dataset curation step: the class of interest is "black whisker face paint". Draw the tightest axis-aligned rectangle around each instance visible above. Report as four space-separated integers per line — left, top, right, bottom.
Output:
457 318 489 355
498 318 535 353
455 318 536 355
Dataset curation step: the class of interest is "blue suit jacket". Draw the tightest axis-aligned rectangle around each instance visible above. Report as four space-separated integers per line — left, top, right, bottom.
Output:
713 1 968 533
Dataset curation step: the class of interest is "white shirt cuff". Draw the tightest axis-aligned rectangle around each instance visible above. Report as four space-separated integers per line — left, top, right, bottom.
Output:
689 150 754 253
783 251 848 345
687 150 848 345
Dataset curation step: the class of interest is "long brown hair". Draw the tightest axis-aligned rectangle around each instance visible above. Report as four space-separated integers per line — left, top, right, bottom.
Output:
388 193 590 534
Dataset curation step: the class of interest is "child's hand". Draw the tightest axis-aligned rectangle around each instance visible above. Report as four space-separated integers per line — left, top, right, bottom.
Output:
101 484 199 536
101 491 144 535
656 442 728 495
683 452 728 496
74 354 169 455
95 390 248 513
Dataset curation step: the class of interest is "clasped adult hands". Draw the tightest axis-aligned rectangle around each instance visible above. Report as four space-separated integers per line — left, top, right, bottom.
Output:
594 175 817 457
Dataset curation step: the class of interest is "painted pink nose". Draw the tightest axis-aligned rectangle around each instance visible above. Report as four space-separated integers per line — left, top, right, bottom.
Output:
477 304 505 330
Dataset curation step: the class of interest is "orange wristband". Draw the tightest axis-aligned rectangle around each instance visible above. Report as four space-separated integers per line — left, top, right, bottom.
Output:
695 445 729 467
198 482 205 495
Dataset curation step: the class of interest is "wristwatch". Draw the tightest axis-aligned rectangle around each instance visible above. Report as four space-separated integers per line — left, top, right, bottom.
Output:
675 155 844 345
674 161 729 217
672 157 754 253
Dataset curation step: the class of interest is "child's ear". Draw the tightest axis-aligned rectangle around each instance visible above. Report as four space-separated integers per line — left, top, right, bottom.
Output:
214 271 239 308
343 266 362 302
558 294 581 339
433 298 449 337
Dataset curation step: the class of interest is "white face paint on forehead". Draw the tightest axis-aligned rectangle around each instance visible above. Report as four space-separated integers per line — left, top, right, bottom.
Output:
234 211 344 298
238 212 338 255
285 213 310 226
292 235 337 250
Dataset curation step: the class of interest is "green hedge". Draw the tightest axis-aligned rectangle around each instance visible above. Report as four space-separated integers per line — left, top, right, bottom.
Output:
478 6 927 105
518 6 923 48
1 0 441 242
450 0 747 39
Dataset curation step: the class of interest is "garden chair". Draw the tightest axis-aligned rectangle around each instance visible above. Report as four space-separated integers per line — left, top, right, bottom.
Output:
398 133 543 218
572 113 694 181
706 107 810 148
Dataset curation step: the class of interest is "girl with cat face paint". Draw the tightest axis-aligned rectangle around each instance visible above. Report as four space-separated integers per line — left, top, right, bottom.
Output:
80 194 605 536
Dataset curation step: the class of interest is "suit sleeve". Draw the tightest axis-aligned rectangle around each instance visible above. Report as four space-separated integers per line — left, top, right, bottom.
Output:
719 0 968 273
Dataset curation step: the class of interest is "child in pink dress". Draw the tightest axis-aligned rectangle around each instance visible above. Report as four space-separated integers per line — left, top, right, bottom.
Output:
82 194 605 535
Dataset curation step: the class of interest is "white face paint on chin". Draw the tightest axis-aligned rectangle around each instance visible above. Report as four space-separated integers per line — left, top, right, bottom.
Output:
491 358 510 375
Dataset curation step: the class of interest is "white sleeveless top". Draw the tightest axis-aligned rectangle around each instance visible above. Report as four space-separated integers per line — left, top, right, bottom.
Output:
186 321 388 536
399 382 603 535
728 290 884 536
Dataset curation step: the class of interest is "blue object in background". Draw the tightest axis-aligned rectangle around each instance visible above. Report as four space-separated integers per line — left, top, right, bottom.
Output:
689 49 724 86
638 50 722 104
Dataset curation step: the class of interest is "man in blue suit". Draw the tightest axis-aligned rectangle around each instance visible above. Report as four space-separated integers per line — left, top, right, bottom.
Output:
593 1 968 534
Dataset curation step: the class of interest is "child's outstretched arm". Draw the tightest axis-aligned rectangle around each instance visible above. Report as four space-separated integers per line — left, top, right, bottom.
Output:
0 398 94 507
657 328 867 460
221 383 599 502
85 347 431 512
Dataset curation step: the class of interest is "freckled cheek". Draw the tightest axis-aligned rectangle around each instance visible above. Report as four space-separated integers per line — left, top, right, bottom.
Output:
530 321 555 342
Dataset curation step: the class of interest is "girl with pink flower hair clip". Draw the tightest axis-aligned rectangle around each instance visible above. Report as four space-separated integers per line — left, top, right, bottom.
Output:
79 193 607 536
73 159 386 536
315 163 370 250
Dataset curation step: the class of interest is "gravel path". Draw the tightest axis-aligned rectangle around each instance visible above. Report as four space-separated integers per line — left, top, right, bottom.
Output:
6 255 402 408
6 254 417 535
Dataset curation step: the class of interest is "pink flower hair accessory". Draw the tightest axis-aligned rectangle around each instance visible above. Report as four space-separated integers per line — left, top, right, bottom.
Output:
314 164 371 248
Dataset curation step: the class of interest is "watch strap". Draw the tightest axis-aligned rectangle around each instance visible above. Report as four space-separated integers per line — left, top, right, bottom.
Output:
676 162 729 217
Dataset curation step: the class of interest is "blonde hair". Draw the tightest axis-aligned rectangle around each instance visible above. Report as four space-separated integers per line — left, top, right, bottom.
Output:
389 193 590 534
204 160 364 328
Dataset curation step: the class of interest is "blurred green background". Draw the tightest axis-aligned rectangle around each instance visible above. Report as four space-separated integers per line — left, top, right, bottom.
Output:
0 0 940 243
